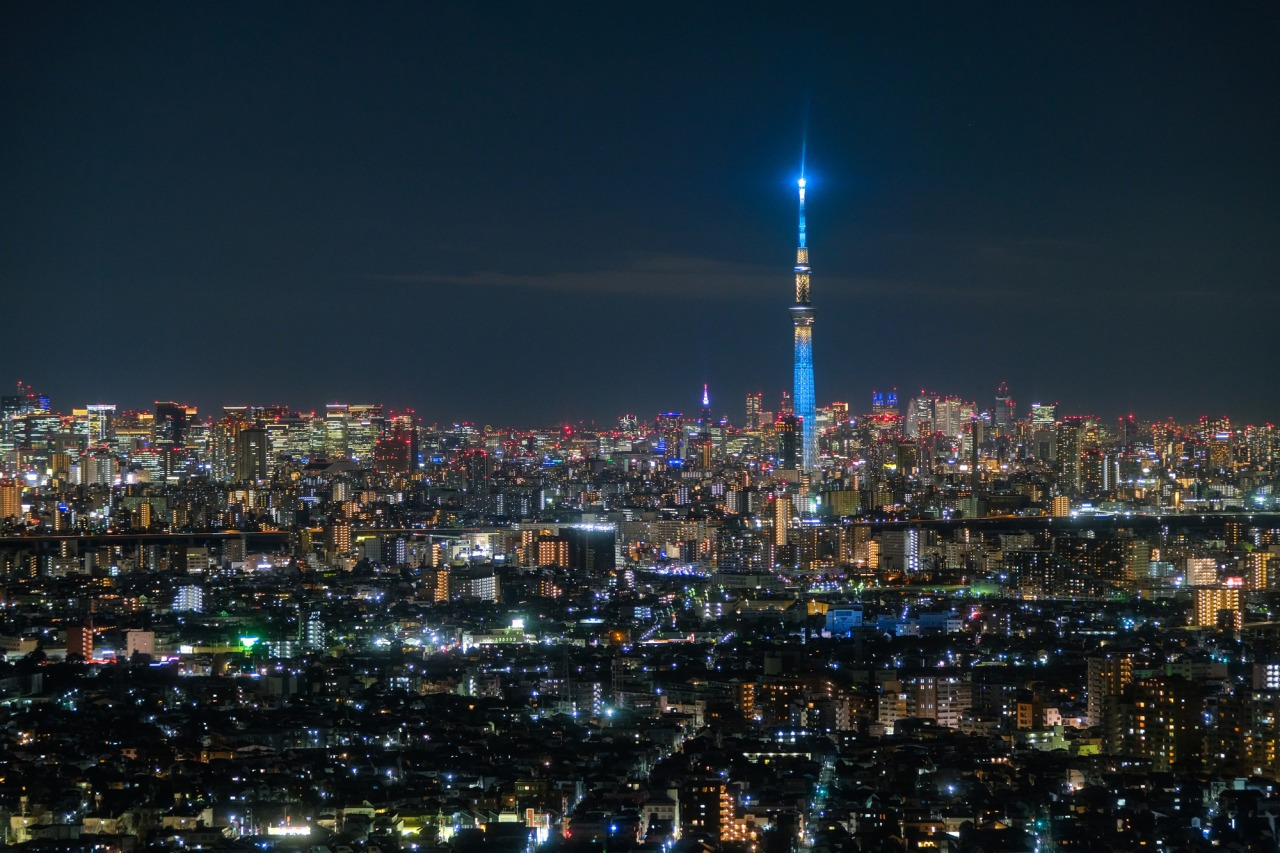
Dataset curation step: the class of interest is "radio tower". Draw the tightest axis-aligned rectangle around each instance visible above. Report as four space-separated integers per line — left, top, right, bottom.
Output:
790 161 817 474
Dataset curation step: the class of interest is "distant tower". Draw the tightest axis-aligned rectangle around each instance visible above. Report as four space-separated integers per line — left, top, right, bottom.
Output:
698 386 714 470
790 168 817 473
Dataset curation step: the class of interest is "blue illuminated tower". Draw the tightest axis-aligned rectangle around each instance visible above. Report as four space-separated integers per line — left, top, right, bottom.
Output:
790 170 817 473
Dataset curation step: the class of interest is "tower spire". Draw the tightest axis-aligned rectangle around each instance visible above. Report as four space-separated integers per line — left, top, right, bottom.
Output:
797 176 807 250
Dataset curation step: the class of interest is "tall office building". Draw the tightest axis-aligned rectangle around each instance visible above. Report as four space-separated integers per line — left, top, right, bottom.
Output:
154 401 193 480
87 404 115 443
154 402 190 448
934 397 969 438
776 414 799 471
347 404 384 462
234 426 270 483
789 169 817 473
373 434 413 474
905 396 935 438
656 412 683 463
72 404 116 449
994 383 1015 433
1030 403 1056 427
324 404 350 459
154 399 194 479
745 392 762 432
871 391 898 416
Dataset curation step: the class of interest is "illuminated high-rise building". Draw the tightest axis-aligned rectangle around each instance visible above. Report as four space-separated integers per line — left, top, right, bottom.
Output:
1030 403 1056 427
871 391 898 416
389 411 419 466
790 167 817 474
994 383 1014 432
173 585 205 613
1086 652 1134 728
771 491 792 546
154 401 190 445
1246 550 1274 591
87 404 115 442
905 395 935 438
656 412 683 463
347 404 384 462
745 393 763 431
324 404 350 459
1195 583 1243 631
1056 417 1085 494
82 450 115 486
0 478 21 521
72 404 116 449
373 434 413 474
776 414 799 470
234 426 270 483
934 397 968 438
154 401 193 480
1207 431 1233 471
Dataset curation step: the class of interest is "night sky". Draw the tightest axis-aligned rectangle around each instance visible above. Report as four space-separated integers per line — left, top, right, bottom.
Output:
3 4 1278 426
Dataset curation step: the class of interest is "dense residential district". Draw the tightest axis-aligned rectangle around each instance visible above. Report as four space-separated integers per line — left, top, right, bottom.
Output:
2 386 1280 852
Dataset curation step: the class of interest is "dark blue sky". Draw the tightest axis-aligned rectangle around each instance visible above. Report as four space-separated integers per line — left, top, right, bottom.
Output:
3 3 1278 425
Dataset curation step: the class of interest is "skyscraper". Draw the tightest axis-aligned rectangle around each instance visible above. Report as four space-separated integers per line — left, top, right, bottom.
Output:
85 404 116 446
777 413 799 471
234 426 270 483
994 382 1014 433
154 401 193 480
1056 417 1085 495
790 171 816 473
745 392 763 431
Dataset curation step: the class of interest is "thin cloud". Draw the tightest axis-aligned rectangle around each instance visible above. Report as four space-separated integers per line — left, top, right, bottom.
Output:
362 255 778 299
360 253 1006 303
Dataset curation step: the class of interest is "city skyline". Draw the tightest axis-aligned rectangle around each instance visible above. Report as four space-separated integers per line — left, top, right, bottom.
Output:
4 380 1279 433
3 5 1278 424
